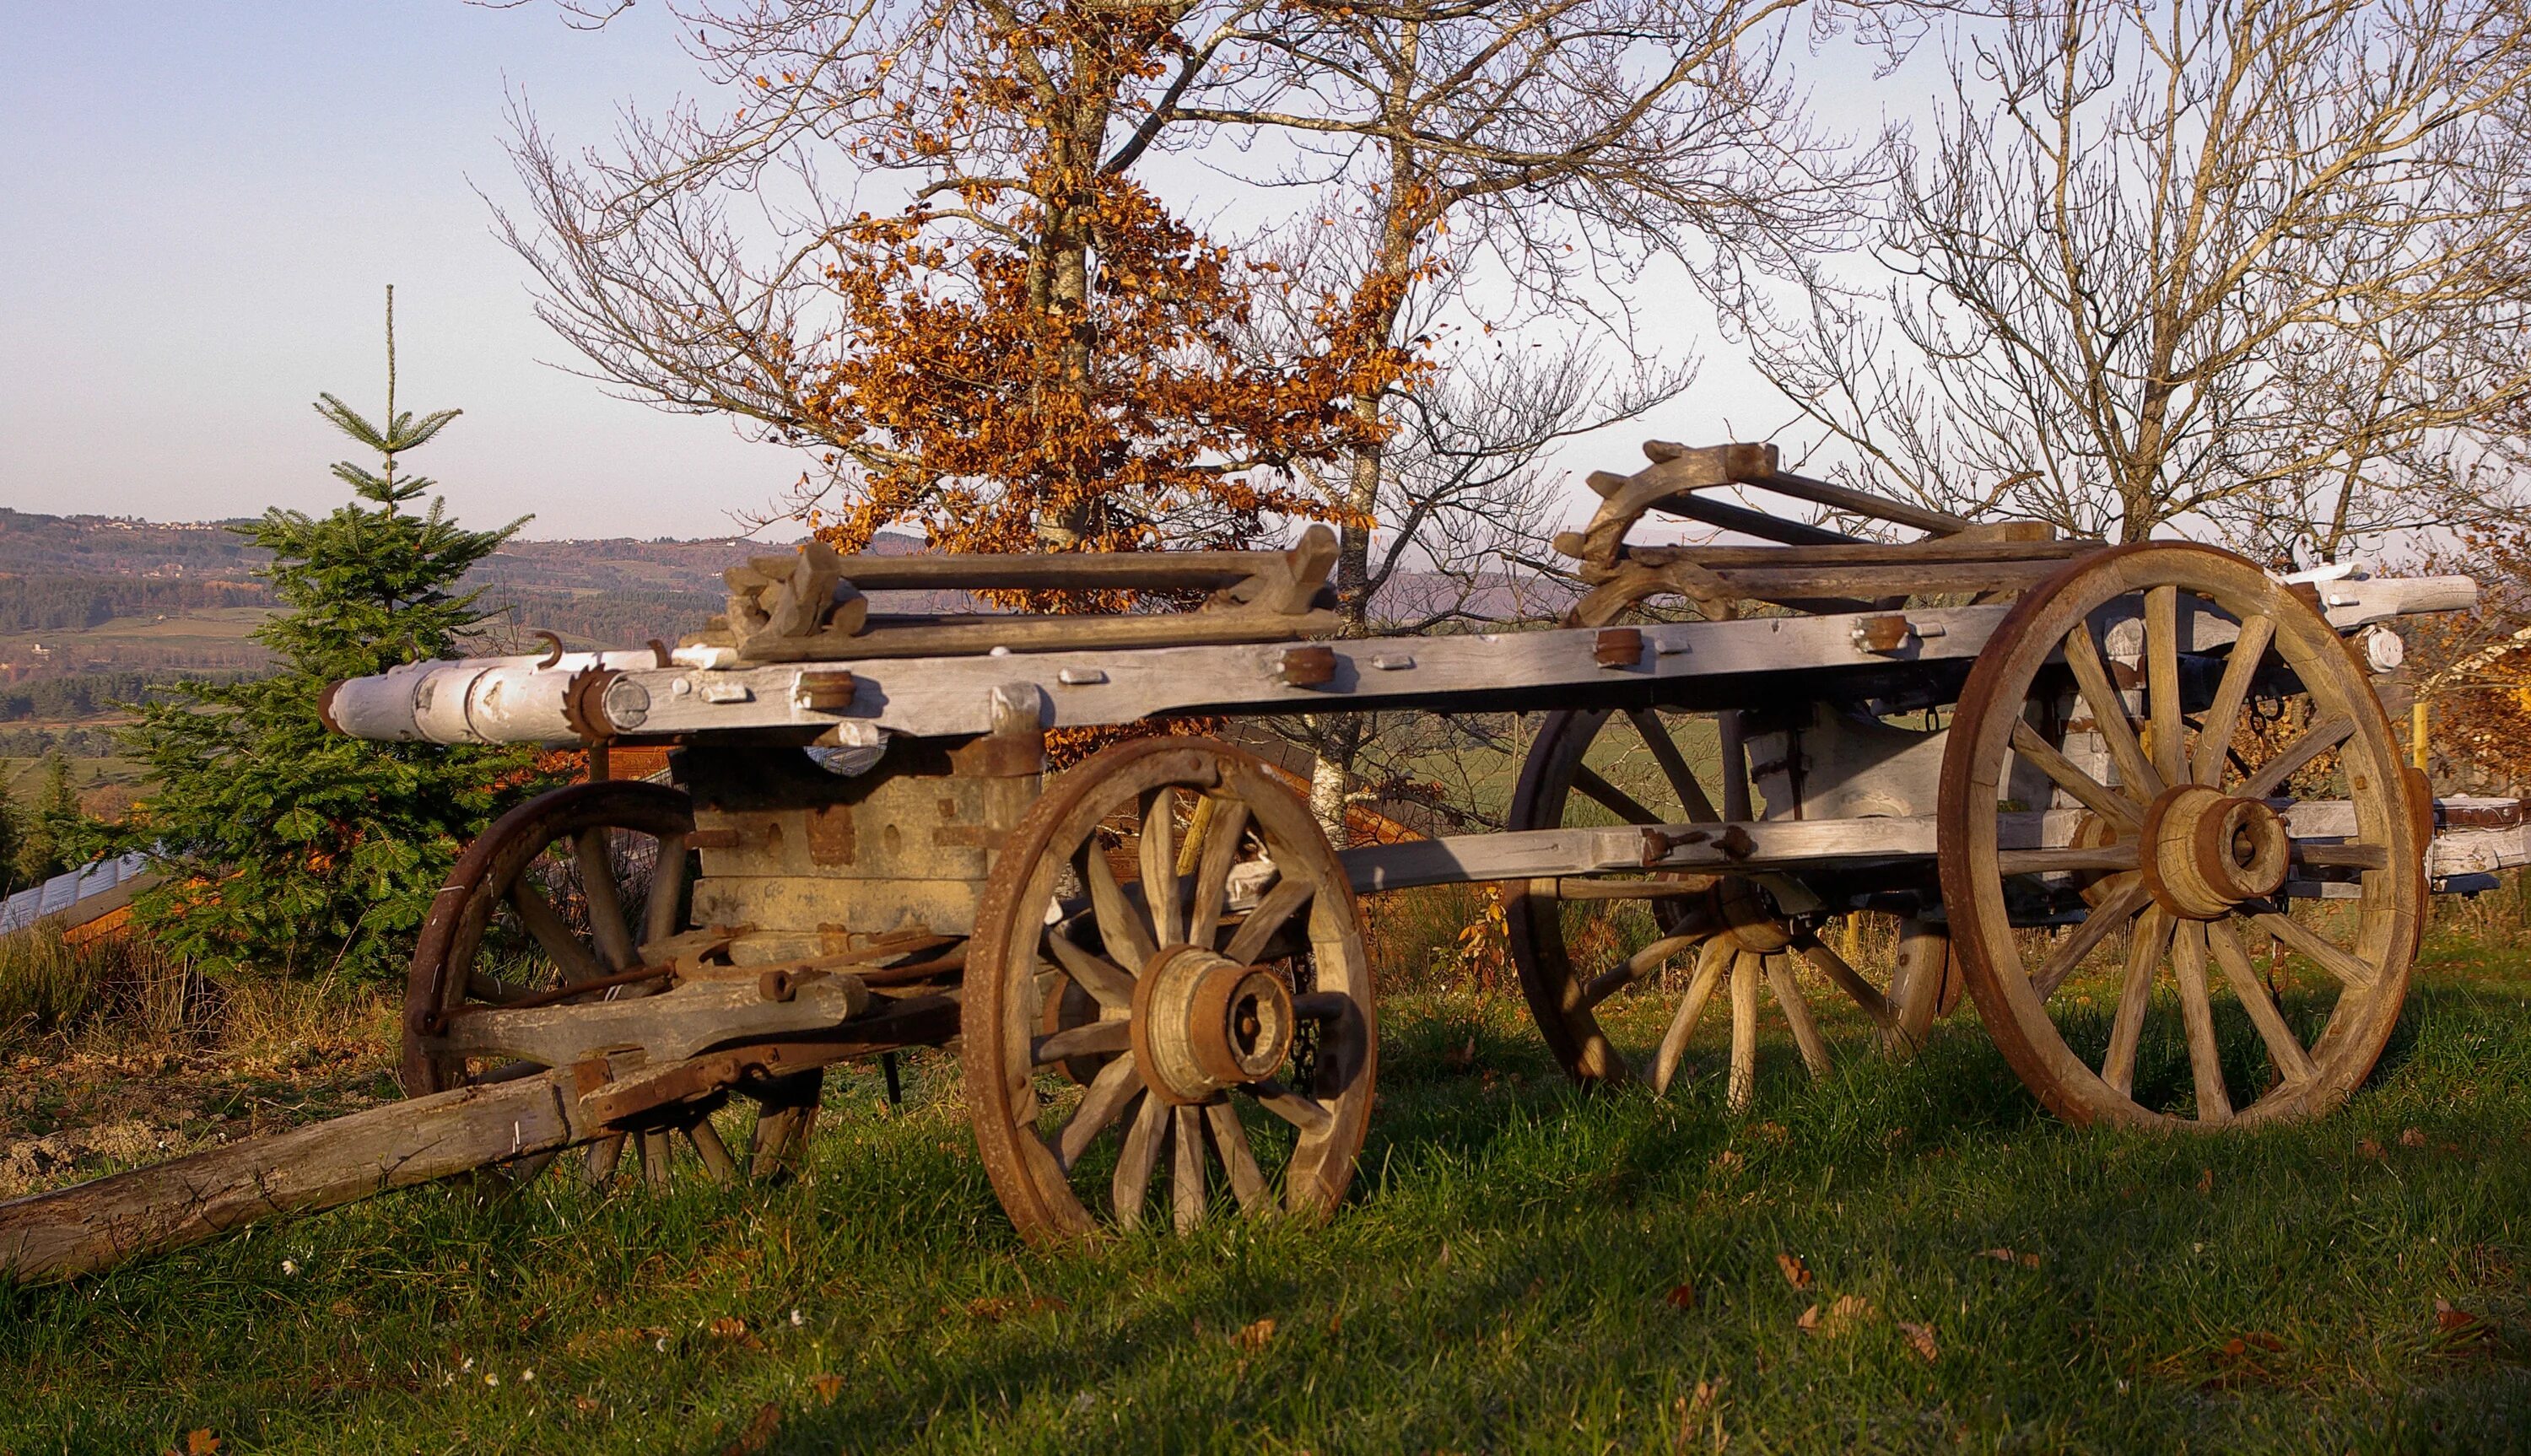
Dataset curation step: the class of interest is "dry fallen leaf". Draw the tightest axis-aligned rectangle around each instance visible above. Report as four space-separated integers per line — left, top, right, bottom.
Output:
1822 1306 1883 1336
1795 1303 1821 1333
2435 1298 2488 1341
1978 1248 2016 1264
1234 1316 1277 1353
710 1316 749 1340
2197 1167 2215 1195
809 1373 845 1405
2357 1138 2386 1158
186 1433 220 1456
719 1401 781 1456
2020 1252 2043 1269
1898 1320 1939 1362
1752 1121 1789 1143
1777 1252 1813 1289
2399 1127 2428 1148
1446 1035 1477 1068
1710 1149 1745 1174
1665 1282 1698 1311
572 1396 601 1415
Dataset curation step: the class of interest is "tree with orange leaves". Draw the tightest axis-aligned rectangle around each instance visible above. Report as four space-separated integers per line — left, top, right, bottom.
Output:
504 4 1414 565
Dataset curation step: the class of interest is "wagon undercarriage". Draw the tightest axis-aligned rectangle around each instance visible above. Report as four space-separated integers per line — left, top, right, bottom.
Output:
2 439 2506 1280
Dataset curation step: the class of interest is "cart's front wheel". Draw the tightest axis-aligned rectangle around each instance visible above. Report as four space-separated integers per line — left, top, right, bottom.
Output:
964 737 1377 1242
405 779 823 1189
1939 542 2422 1129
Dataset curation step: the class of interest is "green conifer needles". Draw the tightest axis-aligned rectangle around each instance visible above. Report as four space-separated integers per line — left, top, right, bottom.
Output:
117 288 551 979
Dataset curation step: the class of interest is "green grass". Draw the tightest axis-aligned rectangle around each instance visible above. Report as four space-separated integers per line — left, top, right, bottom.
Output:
5 937 2530 1453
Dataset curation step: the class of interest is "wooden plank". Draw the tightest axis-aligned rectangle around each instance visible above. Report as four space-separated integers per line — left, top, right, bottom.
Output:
1647 492 1858 546
1752 471 1974 536
1341 808 2098 893
1636 539 2099 569
1701 560 2076 599
0 1066 593 1282
618 603 2022 743
331 571 2464 750
733 607 1340 662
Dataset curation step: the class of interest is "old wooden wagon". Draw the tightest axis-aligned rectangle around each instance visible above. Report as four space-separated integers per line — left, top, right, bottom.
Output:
0 440 2502 1279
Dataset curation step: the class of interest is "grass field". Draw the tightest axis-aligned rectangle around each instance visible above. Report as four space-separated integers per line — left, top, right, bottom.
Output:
3 930 2528 1453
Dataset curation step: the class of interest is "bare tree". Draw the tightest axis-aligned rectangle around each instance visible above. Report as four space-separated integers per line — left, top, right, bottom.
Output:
1741 0 2531 560
1179 0 1867 832
492 0 1869 831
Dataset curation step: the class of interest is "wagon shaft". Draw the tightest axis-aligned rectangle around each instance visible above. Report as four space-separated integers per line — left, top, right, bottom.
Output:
0 997 955 1283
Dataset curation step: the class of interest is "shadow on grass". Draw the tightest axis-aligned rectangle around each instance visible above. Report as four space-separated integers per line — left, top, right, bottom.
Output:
5 963 2531 1453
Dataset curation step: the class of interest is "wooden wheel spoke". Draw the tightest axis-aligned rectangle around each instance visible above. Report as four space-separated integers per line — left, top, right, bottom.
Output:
1046 928 1136 1011
1170 1105 1206 1234
1570 763 1665 827
1033 1019 1131 1065
1653 935 1735 1095
1626 709 1721 822
2170 920 2234 1123
639 1130 676 1190
1763 953 1833 1080
2064 621 2164 799
1243 1078 1334 1135
2011 720 2143 829
1727 952 1762 1113
581 1133 626 1189
1587 940 1677 1010
2193 615 2275 786
1138 788 1183 947
1054 1054 1144 1172
1110 1092 1168 1228
1204 1099 1271 1214
2032 876 2152 999
642 833 688 949
2206 919 2319 1088
2146 585 2187 788
1185 800 1252 954
2240 715 2353 801
1222 876 1314 967
575 828 639 973
683 1114 738 1183
2100 906 2171 1097
1789 930 1895 1027
2249 908 2376 989
508 880 613 987
1082 845 1158 973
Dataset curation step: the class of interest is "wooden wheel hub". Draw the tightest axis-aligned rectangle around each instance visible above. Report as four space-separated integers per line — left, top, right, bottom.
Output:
2140 785 2288 919
1706 878 1794 953
1130 944 1294 1104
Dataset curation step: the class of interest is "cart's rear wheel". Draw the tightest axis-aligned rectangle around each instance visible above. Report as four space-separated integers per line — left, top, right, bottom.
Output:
1938 542 2422 1128
405 779 823 1187
964 737 1377 1242
1504 707 1918 1109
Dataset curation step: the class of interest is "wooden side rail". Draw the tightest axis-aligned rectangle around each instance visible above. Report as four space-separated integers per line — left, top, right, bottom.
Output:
692 525 1341 663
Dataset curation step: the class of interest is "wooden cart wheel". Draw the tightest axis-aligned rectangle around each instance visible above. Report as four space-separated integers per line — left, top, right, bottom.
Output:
405 779 825 1187
964 736 1377 1242
1504 707 1910 1109
1939 542 2423 1129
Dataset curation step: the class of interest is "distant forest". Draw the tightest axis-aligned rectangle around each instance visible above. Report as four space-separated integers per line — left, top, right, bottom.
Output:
0 576 268 634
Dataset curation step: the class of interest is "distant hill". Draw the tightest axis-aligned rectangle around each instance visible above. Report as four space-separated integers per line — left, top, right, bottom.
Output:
0 510 845 706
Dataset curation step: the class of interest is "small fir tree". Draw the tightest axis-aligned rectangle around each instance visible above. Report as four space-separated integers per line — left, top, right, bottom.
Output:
118 288 545 978
10 758 78 887
0 772 30 894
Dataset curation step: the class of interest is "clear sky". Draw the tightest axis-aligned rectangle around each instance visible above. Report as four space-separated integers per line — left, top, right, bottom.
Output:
0 3 1878 543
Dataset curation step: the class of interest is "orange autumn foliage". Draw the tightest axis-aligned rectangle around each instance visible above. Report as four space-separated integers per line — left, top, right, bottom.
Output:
785 9 1420 585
